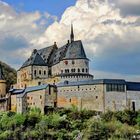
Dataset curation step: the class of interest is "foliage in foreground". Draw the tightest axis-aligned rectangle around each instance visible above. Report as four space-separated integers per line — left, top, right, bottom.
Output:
0 108 140 140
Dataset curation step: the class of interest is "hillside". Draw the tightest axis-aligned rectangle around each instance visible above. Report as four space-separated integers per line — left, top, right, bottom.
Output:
0 108 139 140
0 61 17 91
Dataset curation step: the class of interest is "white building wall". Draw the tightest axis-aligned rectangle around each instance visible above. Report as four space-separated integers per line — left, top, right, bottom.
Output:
52 59 89 76
32 65 48 79
104 85 127 111
127 90 140 111
60 75 93 82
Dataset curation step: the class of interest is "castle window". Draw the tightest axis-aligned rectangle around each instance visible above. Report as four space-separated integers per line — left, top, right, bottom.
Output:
64 61 68 65
65 69 69 73
44 71 46 75
69 99 71 102
39 70 42 75
38 82 41 85
71 69 75 73
72 60 75 65
96 96 98 99
49 86 51 95
78 68 80 73
34 70 37 76
82 68 84 72
40 95 42 99
106 84 125 92
86 68 88 73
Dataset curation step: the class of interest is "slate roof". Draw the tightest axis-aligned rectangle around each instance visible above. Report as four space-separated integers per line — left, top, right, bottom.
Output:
38 45 55 64
20 40 88 69
9 89 25 95
21 51 46 68
64 40 87 60
10 84 49 98
126 82 140 91
52 44 68 65
57 79 126 87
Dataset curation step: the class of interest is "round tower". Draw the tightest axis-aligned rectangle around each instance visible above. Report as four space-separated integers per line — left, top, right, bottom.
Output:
0 65 6 98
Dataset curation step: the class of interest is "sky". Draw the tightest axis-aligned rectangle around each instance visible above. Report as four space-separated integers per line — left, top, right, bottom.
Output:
0 0 140 81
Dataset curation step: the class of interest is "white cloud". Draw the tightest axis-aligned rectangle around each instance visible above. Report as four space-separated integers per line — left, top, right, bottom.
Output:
36 0 140 78
0 0 140 80
0 1 57 68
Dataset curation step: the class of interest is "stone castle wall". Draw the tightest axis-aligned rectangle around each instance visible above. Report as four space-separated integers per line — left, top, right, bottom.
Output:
57 84 104 112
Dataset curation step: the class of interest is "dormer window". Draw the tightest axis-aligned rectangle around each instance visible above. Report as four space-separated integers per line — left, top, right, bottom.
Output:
33 49 37 54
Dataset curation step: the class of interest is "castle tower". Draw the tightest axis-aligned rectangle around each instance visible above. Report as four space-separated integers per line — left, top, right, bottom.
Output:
70 23 74 43
0 64 6 98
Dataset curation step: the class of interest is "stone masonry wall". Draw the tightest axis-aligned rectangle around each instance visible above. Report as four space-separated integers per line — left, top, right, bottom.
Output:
57 84 104 112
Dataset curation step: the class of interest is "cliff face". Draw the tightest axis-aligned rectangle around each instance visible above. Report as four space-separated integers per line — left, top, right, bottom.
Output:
0 61 17 91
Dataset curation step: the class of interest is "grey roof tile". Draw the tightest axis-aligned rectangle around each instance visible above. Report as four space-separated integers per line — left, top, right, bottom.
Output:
21 50 46 68
20 40 88 68
64 40 87 60
57 79 126 87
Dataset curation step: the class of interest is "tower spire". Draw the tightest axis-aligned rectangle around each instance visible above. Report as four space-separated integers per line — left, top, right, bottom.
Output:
70 23 74 43
0 64 4 80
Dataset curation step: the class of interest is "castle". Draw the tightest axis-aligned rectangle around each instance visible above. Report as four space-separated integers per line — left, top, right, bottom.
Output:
16 24 93 89
0 25 140 113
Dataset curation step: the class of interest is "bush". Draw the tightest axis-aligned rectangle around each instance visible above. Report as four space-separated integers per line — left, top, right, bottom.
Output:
88 120 109 140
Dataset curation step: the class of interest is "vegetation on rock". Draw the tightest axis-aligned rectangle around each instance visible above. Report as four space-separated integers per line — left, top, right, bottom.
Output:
0 107 140 140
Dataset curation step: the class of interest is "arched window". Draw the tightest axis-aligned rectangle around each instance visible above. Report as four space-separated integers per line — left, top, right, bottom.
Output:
39 70 42 75
65 69 69 73
34 70 36 75
86 68 88 73
82 68 84 72
78 68 80 73
44 70 46 75
72 60 75 65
